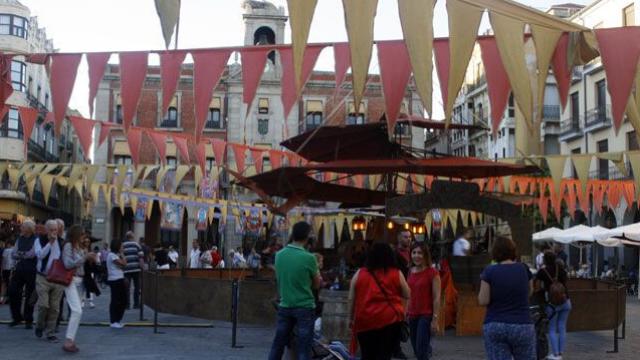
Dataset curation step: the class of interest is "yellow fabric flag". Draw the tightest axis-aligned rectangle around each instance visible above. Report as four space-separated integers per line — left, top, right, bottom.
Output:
25 164 45 183
26 178 36 199
90 183 101 206
597 152 626 177
194 166 203 192
156 166 169 190
146 199 155 220
449 209 459 235
0 162 7 179
625 98 640 144
101 185 112 211
445 0 483 125
67 165 85 192
85 165 100 188
8 168 19 190
73 180 83 199
174 165 191 192
460 210 469 228
424 211 432 232
503 176 512 194
142 165 159 183
287 0 318 90
490 12 533 127
17 163 31 183
154 0 181 49
335 214 345 238
133 165 146 187
41 163 59 175
629 152 640 198
129 195 138 215
342 0 378 111
41 174 55 206
570 154 592 197
546 155 567 196
398 0 435 115
470 211 478 226
118 193 126 215
531 25 562 125
106 166 115 185
397 175 408 194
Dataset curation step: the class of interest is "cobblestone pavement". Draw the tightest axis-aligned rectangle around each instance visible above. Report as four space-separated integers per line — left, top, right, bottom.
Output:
1 289 638 359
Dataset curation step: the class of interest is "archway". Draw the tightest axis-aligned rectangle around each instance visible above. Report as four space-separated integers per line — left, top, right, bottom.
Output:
111 207 134 241
253 26 276 64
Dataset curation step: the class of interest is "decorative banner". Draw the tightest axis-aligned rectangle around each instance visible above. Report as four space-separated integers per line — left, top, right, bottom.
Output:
551 34 571 110
135 196 147 221
192 49 231 140
172 134 190 163
490 12 533 127
0 54 14 111
629 152 640 199
142 165 159 183
538 195 549 224
147 130 167 164
161 201 183 230
211 138 226 168
98 121 115 147
398 0 435 116
199 174 218 199
287 0 318 89
279 45 324 118
342 0 378 111
269 149 283 169
478 37 511 135
196 207 208 231
159 50 187 115
333 42 351 97
571 154 592 198
445 0 483 125
195 141 208 173
546 156 566 198
241 48 270 115
377 40 413 135
119 52 148 130
50 54 82 136
154 0 181 49
174 164 190 192
594 27 640 132
251 148 264 174
231 143 247 173
531 25 562 124
69 116 95 156
18 107 38 153
126 127 143 166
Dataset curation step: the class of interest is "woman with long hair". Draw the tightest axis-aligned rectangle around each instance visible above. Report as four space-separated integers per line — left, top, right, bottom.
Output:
407 242 441 360
478 237 535 360
61 225 97 353
536 251 570 360
348 242 411 360
107 238 127 328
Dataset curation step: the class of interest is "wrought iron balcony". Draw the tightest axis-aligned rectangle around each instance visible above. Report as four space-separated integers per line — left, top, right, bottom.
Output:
542 105 561 122
559 117 583 141
204 120 223 130
584 105 611 131
159 119 178 128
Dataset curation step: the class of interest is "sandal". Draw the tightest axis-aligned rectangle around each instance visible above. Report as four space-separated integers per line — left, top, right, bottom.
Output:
62 344 79 353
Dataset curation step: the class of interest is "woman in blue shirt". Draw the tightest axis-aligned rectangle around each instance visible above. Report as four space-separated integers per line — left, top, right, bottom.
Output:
478 237 535 360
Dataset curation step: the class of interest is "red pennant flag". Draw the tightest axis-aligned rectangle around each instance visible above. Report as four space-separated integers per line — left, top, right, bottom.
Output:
323 172 332 183
269 150 283 169
69 116 96 156
241 48 270 115
192 49 231 140
87 52 111 117
595 27 640 132
279 45 324 118
425 175 434 189
592 182 604 215
126 127 143 166
433 39 451 113
172 134 190 163
195 140 208 173
478 38 511 135
285 152 298 167
231 143 247 173
148 129 168 164
251 148 264 173
0 54 14 111
354 174 364 189
566 182 577 219
211 138 227 168
98 121 115 147
0 106 8 124
551 34 571 110
538 195 549 224
19 106 38 144
577 181 590 214
608 182 621 209
119 52 148 130
550 190 562 221
50 54 82 136
333 42 351 97
159 50 187 116
623 181 636 208
377 40 413 134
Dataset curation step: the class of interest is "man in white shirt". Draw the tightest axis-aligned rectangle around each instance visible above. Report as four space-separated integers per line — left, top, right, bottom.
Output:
168 246 179 269
535 244 551 270
34 220 65 341
453 229 473 256
188 239 201 269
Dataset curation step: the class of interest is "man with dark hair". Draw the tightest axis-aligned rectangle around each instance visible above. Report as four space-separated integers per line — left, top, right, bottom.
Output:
8 220 38 328
269 222 322 360
122 231 143 309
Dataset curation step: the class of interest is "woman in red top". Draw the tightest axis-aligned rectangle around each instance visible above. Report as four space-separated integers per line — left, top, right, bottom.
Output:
407 242 441 360
348 243 411 360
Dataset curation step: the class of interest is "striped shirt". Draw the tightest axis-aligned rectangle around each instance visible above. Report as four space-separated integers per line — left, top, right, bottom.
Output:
122 241 143 273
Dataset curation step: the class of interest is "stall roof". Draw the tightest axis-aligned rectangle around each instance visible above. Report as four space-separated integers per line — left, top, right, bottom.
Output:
552 225 610 244
532 227 562 242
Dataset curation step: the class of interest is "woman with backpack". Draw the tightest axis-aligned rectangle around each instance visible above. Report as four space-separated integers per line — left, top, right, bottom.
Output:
536 251 570 360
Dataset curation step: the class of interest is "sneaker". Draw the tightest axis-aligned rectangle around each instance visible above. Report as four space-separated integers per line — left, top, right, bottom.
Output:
547 355 562 360
89 302 95 309
47 335 59 343
110 322 124 329
35 328 43 338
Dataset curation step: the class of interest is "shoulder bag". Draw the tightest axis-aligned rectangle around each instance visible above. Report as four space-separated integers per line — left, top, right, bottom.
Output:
369 269 410 342
47 259 75 286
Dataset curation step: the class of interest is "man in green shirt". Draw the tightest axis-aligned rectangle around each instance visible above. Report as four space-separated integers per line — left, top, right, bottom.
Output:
269 221 321 360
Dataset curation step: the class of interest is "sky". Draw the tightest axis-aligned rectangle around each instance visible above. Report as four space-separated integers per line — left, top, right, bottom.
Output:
19 0 592 118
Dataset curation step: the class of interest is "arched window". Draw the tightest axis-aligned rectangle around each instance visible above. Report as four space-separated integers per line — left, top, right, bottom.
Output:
253 26 276 64
161 96 179 128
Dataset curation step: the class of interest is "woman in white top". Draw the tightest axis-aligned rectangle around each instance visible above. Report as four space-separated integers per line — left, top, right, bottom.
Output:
106 238 127 328
1 239 15 304
61 225 97 353
199 244 213 269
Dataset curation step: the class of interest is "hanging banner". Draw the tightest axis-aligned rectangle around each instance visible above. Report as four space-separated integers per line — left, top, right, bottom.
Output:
196 207 208 231
161 201 183 230
135 196 148 222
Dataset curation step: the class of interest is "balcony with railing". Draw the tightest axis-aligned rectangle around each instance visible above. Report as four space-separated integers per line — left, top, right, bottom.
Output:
584 105 611 132
588 164 631 181
424 131 441 146
559 117 583 141
542 105 561 122
159 119 179 128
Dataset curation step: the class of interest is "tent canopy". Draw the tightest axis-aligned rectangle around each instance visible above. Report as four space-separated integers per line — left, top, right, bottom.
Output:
552 225 610 244
593 222 640 247
532 227 562 242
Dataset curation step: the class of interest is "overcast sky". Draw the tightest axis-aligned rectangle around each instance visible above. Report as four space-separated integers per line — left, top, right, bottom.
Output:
20 0 592 118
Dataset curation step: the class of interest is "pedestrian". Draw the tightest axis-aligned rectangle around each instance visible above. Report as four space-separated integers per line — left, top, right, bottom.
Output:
199 243 213 269
168 246 178 269
349 242 411 360
106 238 127 328
122 231 143 309
210 246 223 268
407 242 441 360
61 225 97 353
478 237 535 360
154 247 170 270
34 219 65 342
268 222 322 360
536 251 570 360
392 230 412 360
8 221 38 328
453 228 473 257
82 244 101 308
1 238 14 304
188 239 200 269
553 244 568 267
536 243 550 270
247 246 262 269
55 219 66 332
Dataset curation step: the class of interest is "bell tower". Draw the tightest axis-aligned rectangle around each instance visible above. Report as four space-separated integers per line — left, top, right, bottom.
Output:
242 1 287 65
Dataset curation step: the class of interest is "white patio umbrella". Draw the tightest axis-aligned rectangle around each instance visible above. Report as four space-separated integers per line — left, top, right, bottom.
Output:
594 222 640 299
552 225 610 268
532 227 562 243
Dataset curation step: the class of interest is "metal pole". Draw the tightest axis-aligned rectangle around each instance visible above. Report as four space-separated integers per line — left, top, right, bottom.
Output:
231 279 243 348
139 271 145 321
154 271 161 334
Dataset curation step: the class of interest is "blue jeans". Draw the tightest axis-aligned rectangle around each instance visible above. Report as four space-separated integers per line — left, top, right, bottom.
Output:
268 307 315 360
546 299 572 356
483 322 536 360
409 316 433 360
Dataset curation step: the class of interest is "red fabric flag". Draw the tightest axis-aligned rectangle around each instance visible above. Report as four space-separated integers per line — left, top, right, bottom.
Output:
623 181 636 208
192 49 231 140
286 152 298 167
608 182 621 209
50 54 82 136
119 52 148 130
433 39 451 113
550 189 562 221
0 54 14 111
550 34 571 110
19 106 38 143
577 181 590 214
354 174 365 189
172 134 190 163
126 127 143 166
211 138 227 168
251 148 264 173
565 182 577 219
159 50 187 116
195 140 208 173
592 182 604 215
231 143 247 173
538 195 549 224
333 42 351 97
97 121 115 147
269 150 283 169
279 45 325 118
241 48 270 115
478 38 511 135
69 116 96 156
87 53 110 117
147 129 168 164
594 27 640 132
377 40 413 134
0 106 8 124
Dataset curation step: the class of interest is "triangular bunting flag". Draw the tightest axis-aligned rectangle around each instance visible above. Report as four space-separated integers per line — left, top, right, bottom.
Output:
333 42 351 96
69 116 95 156
148 130 168 164
195 141 208 173
550 34 571 110
174 165 191 192
18 107 38 154
119 52 148 130
251 148 264 174
159 50 187 115
50 54 82 136
40 174 55 205
546 156 567 197
172 134 190 163
269 150 283 169
126 127 143 166
531 26 562 124
193 49 231 140
477 37 511 134
241 48 270 115
571 154 592 198
231 143 247 173
279 45 324 118
154 0 181 49
287 0 318 89
377 40 413 135
628 152 640 199
87 52 111 117
97 122 115 147
211 138 227 168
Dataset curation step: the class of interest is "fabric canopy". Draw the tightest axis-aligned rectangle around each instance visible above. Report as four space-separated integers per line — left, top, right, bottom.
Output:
552 225 610 244
532 227 562 242
594 222 640 243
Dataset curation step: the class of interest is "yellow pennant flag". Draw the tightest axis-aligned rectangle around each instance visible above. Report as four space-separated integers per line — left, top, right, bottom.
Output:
597 152 627 177
142 165 159 183
8 168 19 190
546 155 567 196
154 0 181 49
90 183 101 206
26 178 36 199
73 180 83 199
17 163 32 182
41 163 59 175
628 152 640 198
41 174 55 205
0 162 7 179
133 165 146 187
194 166 203 192
106 166 115 185
156 166 169 190
25 164 45 183
460 210 469 228
129 195 138 214
287 0 318 90
424 211 432 232
102 184 112 211
67 165 85 192
342 0 378 111
85 165 100 188
146 199 155 220
174 165 191 192
449 209 459 235
531 25 562 125
118 193 126 215
470 211 478 226
571 154 592 197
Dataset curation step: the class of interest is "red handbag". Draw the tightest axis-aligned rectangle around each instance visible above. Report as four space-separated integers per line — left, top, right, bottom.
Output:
46 259 75 286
